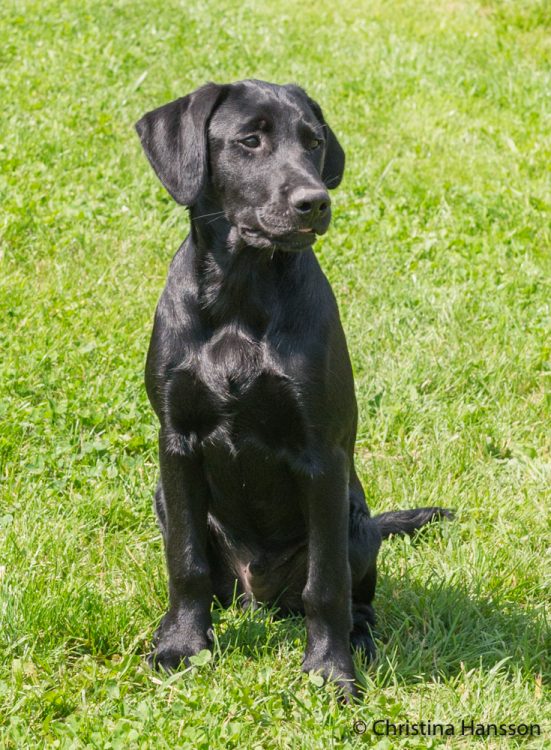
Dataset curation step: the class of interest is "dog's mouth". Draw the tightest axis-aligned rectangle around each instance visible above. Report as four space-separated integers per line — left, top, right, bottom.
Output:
239 225 318 251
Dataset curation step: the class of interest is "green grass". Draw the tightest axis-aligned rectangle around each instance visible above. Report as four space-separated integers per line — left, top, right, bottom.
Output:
1 0 550 746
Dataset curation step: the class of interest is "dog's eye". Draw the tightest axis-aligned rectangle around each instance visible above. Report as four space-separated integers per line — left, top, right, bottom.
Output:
308 138 322 150
240 135 261 149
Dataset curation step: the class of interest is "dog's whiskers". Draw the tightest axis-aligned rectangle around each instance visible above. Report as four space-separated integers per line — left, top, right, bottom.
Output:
205 214 226 227
192 210 225 222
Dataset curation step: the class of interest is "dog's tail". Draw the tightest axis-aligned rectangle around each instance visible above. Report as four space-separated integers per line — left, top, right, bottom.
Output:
373 506 454 540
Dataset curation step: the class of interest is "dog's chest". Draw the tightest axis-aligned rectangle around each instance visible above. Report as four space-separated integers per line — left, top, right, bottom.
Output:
166 329 309 454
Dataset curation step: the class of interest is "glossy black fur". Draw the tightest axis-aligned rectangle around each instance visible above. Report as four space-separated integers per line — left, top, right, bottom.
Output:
135 80 451 698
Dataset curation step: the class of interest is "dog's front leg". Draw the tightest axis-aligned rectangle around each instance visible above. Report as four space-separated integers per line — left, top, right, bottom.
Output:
300 448 357 698
149 433 213 671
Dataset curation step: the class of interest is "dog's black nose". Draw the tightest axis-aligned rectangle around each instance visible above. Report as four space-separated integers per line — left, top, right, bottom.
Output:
289 187 331 221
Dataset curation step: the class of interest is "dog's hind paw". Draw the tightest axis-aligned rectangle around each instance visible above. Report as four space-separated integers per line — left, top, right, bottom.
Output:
350 628 376 661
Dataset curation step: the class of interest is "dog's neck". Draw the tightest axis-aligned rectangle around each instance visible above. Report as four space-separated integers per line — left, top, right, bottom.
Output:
189 198 305 335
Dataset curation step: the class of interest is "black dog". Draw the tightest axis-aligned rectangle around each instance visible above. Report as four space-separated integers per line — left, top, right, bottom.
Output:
136 79 450 698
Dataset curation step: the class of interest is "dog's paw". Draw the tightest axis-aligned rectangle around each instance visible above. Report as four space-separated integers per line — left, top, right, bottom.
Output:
350 628 376 661
148 634 211 672
350 603 376 661
148 610 212 672
147 643 199 672
302 650 358 701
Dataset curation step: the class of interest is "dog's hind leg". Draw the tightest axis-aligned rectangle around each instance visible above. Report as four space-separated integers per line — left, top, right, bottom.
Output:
347 467 381 659
206 524 246 609
348 466 453 659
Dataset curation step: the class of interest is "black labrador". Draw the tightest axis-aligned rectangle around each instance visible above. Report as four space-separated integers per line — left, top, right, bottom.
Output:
135 79 450 698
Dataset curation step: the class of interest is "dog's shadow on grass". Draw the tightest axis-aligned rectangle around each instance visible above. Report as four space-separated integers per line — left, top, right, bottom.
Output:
211 597 305 662
357 573 548 684
211 574 547 684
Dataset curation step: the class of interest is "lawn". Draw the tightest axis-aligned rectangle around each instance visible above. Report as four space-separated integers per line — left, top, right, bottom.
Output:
1 0 550 747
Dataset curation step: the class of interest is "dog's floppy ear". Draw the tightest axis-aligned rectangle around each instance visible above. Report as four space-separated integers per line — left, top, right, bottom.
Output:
135 83 226 206
307 97 345 189
285 85 345 189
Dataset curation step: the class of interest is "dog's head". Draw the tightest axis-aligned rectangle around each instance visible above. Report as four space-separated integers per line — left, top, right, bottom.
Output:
135 80 345 251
